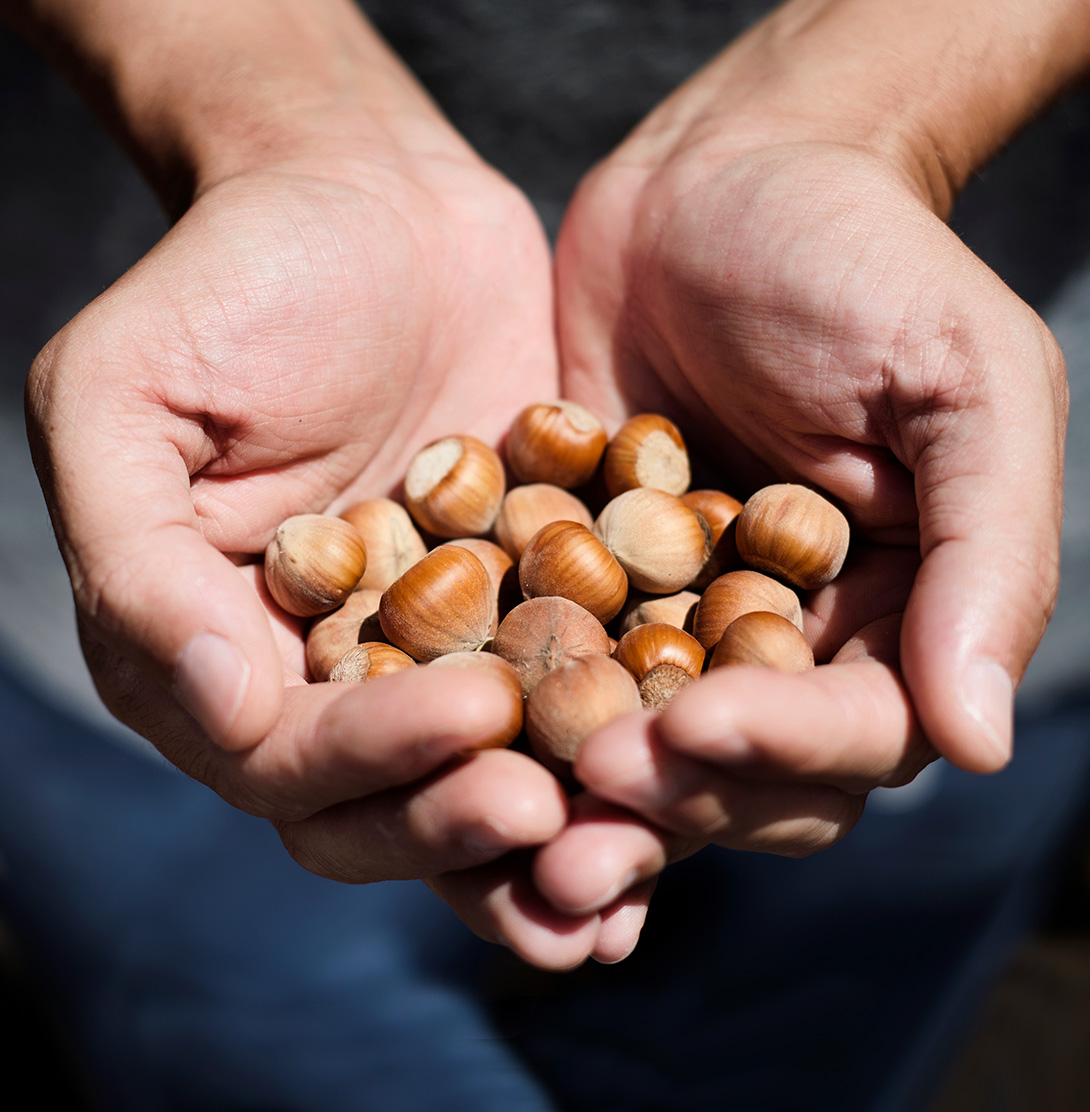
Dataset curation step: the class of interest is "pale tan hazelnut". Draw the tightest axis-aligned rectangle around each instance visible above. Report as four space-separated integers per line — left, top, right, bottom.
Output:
524 655 641 777
617 590 701 636
505 401 608 488
439 537 520 620
402 435 506 538
491 596 612 696
709 611 815 672
492 483 594 560
612 623 705 709
681 489 745 589
428 652 524 749
305 587 385 681
735 483 850 590
518 520 628 625
379 545 497 661
593 488 709 594
338 498 427 591
603 414 691 498
264 514 367 618
691 569 804 651
328 642 417 683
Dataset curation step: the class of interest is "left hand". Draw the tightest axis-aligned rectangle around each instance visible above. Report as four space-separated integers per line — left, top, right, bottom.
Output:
535 26 1068 924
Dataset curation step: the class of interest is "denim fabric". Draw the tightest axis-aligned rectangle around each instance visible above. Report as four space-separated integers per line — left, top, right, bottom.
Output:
4 658 1089 1111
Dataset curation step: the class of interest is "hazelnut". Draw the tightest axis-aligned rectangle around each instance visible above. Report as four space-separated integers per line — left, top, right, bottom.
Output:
691 569 803 651
505 401 608 488
492 483 595 560
709 611 815 672
617 590 700 636
439 537 520 619
264 514 367 617
518 520 628 625
428 651 524 749
379 545 497 661
328 642 417 683
735 483 850 590
491 596 611 696
338 498 427 591
402 435 506 538
603 413 691 498
524 654 641 777
305 587 385 681
593 488 709 594
612 623 705 709
681 489 744 589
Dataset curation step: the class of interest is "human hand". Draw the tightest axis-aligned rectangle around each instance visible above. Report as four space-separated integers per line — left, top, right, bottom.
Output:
18 1 629 968
537 0 1074 923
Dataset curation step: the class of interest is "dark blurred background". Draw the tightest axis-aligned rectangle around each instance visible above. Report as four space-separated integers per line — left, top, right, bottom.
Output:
2 9 1089 1110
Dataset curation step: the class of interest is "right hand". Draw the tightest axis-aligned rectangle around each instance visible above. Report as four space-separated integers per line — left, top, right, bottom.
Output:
23 67 630 967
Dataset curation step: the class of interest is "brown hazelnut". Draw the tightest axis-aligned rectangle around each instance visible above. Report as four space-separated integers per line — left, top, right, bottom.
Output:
428 651 525 749
505 401 608 488
709 611 815 672
328 642 417 683
524 654 642 777
593 488 709 594
402 435 506 538
264 514 367 618
305 587 385 681
603 413 691 498
338 498 427 591
612 623 705 709
735 483 850 590
491 596 612 696
379 545 497 661
681 489 745 589
617 590 701 636
492 483 595 560
691 569 803 651
518 520 628 625
439 537 520 620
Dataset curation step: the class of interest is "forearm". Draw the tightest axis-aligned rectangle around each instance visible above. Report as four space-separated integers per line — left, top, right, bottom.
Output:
2 0 455 211
626 0 1090 215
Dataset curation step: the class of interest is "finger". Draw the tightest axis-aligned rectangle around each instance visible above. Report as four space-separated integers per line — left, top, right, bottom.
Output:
218 668 541 820
85 661 540 822
575 715 865 855
276 749 568 883
591 879 657 965
803 544 919 662
651 654 929 791
26 347 283 751
426 860 603 972
897 300 1067 772
533 795 699 916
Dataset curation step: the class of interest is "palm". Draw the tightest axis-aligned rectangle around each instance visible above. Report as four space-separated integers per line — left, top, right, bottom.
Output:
112 153 555 557
558 142 1063 705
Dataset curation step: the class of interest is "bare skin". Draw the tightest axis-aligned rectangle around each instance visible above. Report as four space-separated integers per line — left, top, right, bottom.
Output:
534 0 1083 939
8 0 1089 967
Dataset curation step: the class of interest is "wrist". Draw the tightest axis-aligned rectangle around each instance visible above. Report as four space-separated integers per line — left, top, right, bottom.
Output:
613 0 1090 217
13 0 466 214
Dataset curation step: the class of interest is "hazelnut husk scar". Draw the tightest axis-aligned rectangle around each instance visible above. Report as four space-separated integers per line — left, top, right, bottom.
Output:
263 399 851 767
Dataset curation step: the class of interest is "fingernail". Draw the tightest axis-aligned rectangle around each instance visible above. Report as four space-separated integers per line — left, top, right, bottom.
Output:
594 940 639 965
175 633 250 743
459 819 515 859
959 659 1013 767
604 751 710 813
565 869 640 917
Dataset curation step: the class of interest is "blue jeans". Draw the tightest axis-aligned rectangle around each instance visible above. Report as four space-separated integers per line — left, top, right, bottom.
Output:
2 659 1088 1111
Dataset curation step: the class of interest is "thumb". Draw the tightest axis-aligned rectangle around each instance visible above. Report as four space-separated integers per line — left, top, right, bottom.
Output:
899 314 1067 773
28 381 283 753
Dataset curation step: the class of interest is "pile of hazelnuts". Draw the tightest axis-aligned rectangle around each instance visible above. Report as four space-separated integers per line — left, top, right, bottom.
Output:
263 403 850 777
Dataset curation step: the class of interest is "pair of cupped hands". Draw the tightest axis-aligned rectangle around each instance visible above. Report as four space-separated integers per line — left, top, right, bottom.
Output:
25 60 1065 969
